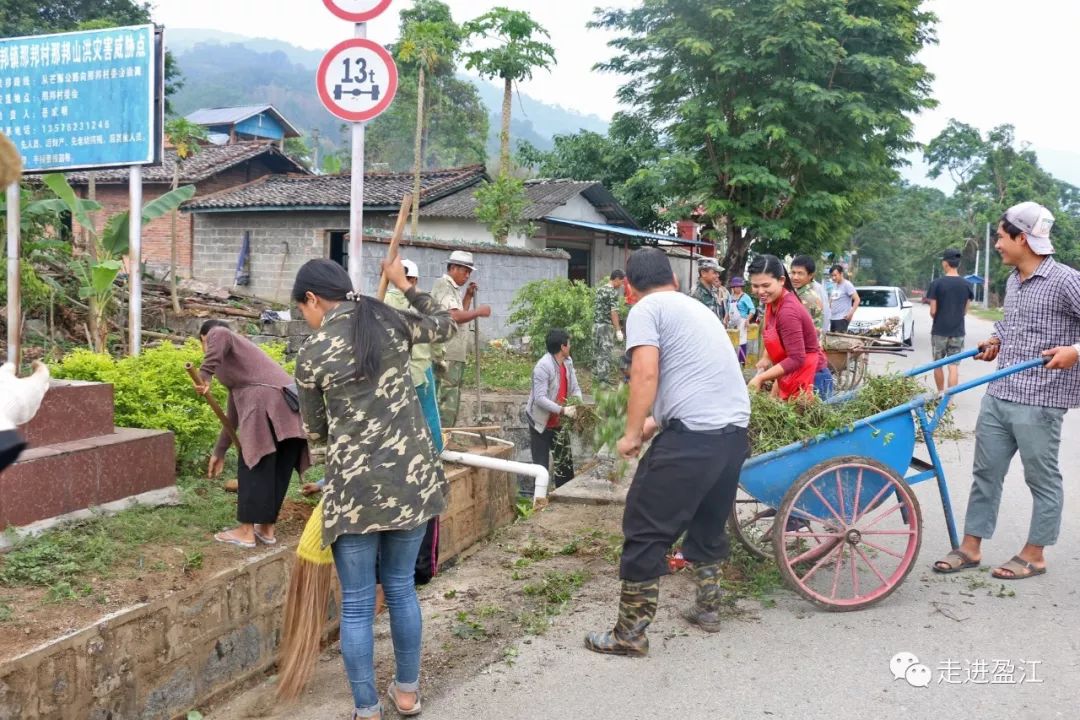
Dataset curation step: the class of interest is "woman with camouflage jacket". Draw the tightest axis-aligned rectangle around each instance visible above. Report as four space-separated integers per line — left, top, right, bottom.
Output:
292 257 457 720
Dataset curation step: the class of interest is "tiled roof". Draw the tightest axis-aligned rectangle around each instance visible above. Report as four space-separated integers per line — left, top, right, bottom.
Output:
64 142 309 184
422 178 638 227
185 164 488 211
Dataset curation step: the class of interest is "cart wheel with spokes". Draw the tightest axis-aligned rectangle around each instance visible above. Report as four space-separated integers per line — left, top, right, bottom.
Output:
727 488 777 561
772 456 922 611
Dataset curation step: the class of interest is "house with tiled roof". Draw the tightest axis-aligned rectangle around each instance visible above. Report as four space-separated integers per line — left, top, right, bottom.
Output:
67 140 309 276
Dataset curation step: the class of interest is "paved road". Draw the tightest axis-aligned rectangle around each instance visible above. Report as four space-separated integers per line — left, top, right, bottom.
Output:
429 304 1080 720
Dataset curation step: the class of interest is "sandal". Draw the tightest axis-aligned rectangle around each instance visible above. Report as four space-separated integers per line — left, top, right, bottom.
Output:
992 555 1046 581
387 680 422 716
253 528 278 545
932 549 979 574
213 530 256 549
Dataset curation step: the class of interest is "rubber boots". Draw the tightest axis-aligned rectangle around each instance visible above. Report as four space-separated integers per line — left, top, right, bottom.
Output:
682 561 724 633
584 579 659 657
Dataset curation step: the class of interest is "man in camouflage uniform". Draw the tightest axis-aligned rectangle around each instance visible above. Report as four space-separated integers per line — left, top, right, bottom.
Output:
592 270 626 387
691 257 727 322
790 255 827 336
431 250 490 428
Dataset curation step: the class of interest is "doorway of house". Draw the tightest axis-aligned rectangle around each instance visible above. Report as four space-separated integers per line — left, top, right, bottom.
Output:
328 230 348 267
564 247 591 282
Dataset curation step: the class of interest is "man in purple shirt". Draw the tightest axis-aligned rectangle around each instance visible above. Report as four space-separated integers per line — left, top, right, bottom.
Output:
933 201 1080 580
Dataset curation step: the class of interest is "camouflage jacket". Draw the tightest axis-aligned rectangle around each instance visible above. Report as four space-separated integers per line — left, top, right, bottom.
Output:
431 274 470 363
796 283 825 331
594 283 620 326
295 288 457 545
692 281 726 320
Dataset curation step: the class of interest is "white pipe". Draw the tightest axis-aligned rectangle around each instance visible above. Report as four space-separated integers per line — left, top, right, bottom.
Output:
440 450 550 503
445 430 515 448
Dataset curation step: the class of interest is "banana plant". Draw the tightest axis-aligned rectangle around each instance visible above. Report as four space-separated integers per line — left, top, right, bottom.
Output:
42 173 196 351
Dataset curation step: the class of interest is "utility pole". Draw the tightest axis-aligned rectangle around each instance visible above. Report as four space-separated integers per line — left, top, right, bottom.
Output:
311 127 320 174
983 222 991 309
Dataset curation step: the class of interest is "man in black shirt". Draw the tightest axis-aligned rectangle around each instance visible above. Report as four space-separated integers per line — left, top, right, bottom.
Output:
926 248 974 390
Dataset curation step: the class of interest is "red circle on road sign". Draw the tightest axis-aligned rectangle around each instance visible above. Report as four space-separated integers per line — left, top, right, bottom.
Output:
317 38 399 123
323 0 393 23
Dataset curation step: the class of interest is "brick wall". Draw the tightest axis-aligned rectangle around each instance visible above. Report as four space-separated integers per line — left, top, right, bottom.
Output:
190 211 569 339
76 159 283 278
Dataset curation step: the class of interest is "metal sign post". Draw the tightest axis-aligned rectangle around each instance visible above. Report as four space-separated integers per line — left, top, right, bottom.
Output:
983 222 991 309
129 165 142 354
6 182 20 367
320 0 398 293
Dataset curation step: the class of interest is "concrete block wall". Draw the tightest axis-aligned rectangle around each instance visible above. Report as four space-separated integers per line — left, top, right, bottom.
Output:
190 211 569 339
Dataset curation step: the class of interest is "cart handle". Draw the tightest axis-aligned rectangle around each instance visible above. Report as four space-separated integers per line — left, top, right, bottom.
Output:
939 355 1049 400
903 348 980 378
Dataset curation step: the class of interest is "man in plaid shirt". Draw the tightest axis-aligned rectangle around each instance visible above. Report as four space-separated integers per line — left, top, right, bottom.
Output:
934 201 1080 580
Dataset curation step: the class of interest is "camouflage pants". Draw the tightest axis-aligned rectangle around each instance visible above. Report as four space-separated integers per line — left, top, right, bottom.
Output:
436 360 466 428
592 323 617 386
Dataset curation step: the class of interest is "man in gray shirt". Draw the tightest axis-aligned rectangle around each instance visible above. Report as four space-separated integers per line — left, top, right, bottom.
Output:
585 248 750 658
828 264 860 333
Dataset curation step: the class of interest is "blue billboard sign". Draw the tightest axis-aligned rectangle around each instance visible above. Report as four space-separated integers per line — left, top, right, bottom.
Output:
0 24 160 173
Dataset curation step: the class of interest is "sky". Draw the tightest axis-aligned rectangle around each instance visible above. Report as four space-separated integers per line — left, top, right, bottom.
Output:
149 0 1080 185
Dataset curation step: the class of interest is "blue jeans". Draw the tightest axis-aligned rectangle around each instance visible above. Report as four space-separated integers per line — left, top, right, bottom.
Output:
813 367 835 400
332 524 427 715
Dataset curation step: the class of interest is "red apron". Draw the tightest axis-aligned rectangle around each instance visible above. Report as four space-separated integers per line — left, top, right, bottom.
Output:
764 293 818 400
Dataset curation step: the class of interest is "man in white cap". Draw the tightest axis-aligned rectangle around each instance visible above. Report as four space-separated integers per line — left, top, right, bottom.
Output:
431 250 491 427
933 201 1080 581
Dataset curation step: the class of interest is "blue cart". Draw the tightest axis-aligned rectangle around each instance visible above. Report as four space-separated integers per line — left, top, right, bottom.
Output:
728 351 1044 611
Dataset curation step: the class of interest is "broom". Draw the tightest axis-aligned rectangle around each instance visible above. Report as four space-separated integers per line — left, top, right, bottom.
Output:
276 194 412 702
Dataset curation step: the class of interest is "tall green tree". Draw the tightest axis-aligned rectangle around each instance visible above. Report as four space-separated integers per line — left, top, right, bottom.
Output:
398 1 463 237
0 0 183 112
925 120 1080 295
593 0 937 276
518 112 671 230
463 8 555 177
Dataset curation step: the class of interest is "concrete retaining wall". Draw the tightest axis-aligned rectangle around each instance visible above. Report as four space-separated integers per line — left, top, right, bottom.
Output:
0 448 517 720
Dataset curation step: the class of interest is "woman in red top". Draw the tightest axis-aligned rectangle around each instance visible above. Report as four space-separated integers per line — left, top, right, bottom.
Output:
747 255 833 400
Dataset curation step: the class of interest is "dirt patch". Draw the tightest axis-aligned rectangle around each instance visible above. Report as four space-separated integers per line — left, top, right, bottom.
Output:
0 500 313 660
207 502 630 720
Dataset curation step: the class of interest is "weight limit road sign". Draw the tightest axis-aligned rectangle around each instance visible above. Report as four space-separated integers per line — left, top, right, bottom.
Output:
322 0 393 23
316 38 398 123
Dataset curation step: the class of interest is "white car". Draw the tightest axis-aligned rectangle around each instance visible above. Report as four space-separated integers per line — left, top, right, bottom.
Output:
847 286 915 346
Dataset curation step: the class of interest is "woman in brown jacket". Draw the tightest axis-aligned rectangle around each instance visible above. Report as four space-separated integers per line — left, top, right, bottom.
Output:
195 320 310 548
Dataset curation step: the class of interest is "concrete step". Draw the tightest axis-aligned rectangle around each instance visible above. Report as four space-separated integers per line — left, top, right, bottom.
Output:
0 428 175 529
20 381 115 447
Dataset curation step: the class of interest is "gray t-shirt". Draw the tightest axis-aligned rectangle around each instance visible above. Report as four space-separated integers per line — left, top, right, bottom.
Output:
626 290 751 431
829 279 857 320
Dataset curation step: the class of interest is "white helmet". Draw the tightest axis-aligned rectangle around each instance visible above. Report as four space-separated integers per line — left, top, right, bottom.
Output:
401 258 419 278
447 250 475 270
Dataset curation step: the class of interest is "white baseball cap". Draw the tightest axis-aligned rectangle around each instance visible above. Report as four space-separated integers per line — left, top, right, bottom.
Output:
1004 201 1055 255
447 250 475 270
401 258 419 278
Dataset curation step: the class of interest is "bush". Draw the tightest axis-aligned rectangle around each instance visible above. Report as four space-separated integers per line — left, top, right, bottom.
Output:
51 340 293 470
508 279 598 365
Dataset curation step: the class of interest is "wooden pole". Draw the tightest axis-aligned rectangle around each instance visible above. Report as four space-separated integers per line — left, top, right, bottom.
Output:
375 193 413 302
185 362 242 453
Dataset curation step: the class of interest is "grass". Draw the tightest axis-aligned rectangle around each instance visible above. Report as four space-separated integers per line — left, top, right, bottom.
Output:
0 473 240 597
463 346 596 394
969 306 1004 322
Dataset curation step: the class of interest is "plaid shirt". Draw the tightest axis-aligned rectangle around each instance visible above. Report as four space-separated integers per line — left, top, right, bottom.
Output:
989 256 1080 408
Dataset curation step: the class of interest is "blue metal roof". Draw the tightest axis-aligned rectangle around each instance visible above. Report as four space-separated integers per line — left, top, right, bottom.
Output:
964 274 985 284
185 105 301 138
542 216 713 248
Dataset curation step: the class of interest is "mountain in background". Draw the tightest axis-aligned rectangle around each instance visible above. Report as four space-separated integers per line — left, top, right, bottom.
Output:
167 29 609 159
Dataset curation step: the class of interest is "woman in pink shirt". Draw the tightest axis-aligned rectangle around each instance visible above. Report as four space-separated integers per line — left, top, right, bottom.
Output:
747 255 833 400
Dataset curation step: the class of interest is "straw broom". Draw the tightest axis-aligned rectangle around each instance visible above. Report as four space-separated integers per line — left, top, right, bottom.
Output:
276 194 412 701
